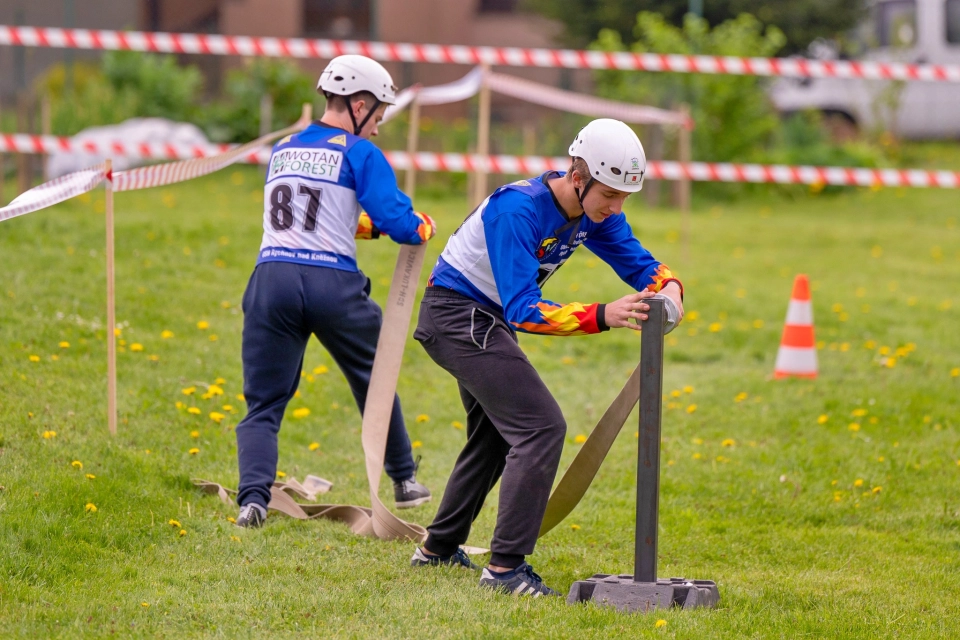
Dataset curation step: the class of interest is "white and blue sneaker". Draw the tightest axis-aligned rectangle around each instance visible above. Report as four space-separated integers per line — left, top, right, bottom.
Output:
410 547 480 570
236 503 266 528
479 562 560 597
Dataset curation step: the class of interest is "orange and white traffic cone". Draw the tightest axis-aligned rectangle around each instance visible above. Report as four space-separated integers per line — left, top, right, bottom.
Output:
774 274 818 379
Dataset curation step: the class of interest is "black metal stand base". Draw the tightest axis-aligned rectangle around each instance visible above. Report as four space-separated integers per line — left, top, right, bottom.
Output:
567 574 720 612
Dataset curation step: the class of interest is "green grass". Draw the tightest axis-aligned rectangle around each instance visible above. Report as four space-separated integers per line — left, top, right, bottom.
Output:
1 167 959 638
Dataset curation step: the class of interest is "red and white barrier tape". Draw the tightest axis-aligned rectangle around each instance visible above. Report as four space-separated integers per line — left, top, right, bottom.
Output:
5 134 959 189
2 24 959 82
0 163 108 222
0 120 307 222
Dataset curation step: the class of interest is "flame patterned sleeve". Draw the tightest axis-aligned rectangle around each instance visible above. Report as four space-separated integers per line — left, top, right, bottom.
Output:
583 213 683 299
484 204 603 336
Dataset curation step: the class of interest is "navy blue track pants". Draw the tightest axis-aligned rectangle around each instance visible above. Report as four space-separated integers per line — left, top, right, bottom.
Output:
235 261 416 509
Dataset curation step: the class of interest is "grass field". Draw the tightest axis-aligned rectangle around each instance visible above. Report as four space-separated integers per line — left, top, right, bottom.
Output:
1 166 959 638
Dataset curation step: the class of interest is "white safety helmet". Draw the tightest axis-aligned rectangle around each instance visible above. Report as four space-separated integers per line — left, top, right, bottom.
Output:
317 55 398 134
568 119 647 204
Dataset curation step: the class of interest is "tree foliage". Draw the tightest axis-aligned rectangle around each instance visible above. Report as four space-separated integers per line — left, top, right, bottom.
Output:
524 0 866 54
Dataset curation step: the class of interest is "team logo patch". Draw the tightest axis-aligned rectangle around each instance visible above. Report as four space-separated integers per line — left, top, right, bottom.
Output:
269 147 343 182
327 134 347 146
631 157 641 171
512 179 531 187
536 237 560 259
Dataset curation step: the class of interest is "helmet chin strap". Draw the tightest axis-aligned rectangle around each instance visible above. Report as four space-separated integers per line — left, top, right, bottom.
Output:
574 176 595 212
347 95 382 136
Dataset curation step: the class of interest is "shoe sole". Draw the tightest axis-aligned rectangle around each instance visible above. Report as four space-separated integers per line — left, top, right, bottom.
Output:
395 495 432 509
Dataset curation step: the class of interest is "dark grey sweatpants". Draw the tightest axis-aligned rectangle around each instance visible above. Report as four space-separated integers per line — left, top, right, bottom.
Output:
235 261 416 509
414 287 566 568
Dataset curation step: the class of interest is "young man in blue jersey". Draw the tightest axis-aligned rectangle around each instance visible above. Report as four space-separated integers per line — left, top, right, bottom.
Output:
408 119 684 596
234 55 437 528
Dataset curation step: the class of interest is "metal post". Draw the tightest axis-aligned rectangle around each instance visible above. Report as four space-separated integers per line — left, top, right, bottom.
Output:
635 298 665 583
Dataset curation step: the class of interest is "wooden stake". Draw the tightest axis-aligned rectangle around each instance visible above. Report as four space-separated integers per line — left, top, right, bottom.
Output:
473 64 491 208
105 159 117 435
40 95 51 181
678 104 692 262
259 93 273 138
404 95 421 199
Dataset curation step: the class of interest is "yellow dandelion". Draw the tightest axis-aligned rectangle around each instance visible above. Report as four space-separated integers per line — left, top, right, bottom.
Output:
734 392 748 403
50 354 59 361
169 519 181 527
686 404 697 414
708 322 722 333
85 503 97 513
292 408 310 419
188 448 199 455
313 365 329 375
187 407 201 415
716 455 729 463
864 340 877 349
817 414 829 425
29 355 40 362
182 386 196 396
179 529 187 537
721 438 735 447
148 354 159 362
42 430 57 439
452 421 464 430
196 321 209 330
59 341 70 349
574 434 587 444
190 430 200 438
236 394 246 401
752 319 764 329
231 535 241 542
878 346 890 355
852 408 868 417
687 311 699 321
833 492 842 502
209 335 218 342
872 486 882 494
141 603 150 608
114 327 122 337
655 619 667 628
208 385 224 396
208 412 225 424
294 390 301 398
683 386 694 394
227 517 236 523
161 330 174 339
571 524 580 531
175 401 185 409
885 357 897 368
309 442 320 451
330 402 339 410
853 479 864 487
692 437 704 445
223 404 234 412
693 453 703 460
671 390 682 398
412 440 423 449
416 414 430 423
130 343 144 352
277 471 286 478
86 473 96 479
951 368 959 377
71 460 83 469
561 356 575 365
877 456 885 462
848 423 861 432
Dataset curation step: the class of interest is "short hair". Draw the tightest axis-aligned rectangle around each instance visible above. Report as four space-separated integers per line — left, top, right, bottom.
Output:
567 157 590 182
324 90 379 113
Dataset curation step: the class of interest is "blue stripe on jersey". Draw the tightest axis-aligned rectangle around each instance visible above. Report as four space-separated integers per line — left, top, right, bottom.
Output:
256 246 358 272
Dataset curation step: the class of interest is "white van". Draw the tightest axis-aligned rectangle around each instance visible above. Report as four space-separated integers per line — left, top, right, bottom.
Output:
770 0 960 138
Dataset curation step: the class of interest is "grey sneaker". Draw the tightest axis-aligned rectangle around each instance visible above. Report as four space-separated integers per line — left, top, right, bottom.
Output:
394 456 432 509
479 562 560 597
410 547 481 570
236 503 266 528
394 476 431 509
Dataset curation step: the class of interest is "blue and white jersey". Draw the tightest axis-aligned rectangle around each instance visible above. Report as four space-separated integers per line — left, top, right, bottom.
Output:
258 123 426 272
430 172 680 336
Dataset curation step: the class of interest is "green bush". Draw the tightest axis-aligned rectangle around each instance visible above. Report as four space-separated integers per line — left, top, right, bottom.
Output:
35 51 203 136
204 59 321 143
592 12 786 164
